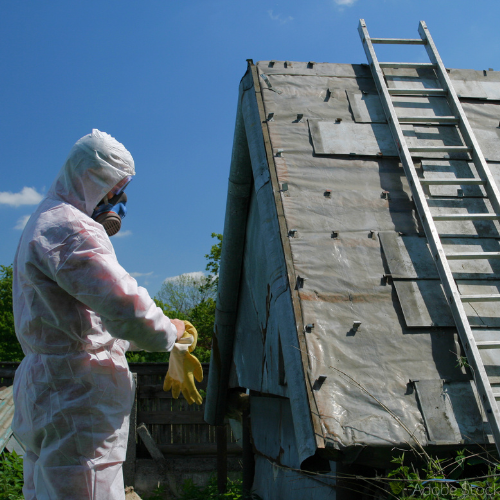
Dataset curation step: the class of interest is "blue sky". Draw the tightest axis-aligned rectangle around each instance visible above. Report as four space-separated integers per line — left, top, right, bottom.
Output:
1 0 499 297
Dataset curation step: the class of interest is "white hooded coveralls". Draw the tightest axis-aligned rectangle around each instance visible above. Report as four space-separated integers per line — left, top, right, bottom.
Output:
12 130 178 500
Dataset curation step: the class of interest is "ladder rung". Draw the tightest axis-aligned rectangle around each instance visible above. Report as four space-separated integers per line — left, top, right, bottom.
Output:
409 146 472 153
420 178 485 186
433 213 500 221
388 88 447 96
447 252 500 260
477 341 500 350
371 38 426 45
493 391 500 401
398 116 458 125
461 294 500 302
379 62 436 69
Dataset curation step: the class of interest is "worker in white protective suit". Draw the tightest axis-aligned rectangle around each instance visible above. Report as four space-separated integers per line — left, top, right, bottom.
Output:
11 129 185 500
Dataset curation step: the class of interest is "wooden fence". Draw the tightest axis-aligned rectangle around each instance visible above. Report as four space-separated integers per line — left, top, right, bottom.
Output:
128 362 240 459
0 361 240 468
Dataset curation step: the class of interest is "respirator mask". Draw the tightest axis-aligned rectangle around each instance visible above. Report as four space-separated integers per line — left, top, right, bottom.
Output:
92 176 132 237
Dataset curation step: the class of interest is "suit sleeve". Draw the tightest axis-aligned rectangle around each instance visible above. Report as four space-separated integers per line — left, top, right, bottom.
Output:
51 222 178 352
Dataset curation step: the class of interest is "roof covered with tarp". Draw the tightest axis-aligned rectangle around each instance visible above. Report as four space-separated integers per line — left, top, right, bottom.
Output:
207 59 500 464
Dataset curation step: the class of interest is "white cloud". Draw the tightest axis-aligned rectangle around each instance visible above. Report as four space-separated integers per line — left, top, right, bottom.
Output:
130 271 154 278
113 229 132 238
0 187 43 207
14 215 30 230
333 0 358 5
268 10 293 24
164 271 205 283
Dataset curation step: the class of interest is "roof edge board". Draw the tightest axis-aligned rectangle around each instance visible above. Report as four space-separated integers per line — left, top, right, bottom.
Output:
205 66 254 427
247 62 325 459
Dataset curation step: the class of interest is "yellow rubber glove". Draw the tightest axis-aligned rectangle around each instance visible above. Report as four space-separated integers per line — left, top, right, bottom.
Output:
163 321 204 405
183 320 198 352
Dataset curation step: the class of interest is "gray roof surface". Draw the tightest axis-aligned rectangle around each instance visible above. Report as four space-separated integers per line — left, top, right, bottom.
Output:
255 60 500 454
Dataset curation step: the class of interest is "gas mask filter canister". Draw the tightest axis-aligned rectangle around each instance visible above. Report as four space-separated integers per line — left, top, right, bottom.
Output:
92 192 128 237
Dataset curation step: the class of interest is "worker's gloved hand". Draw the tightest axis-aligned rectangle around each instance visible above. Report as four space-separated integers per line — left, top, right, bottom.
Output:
183 320 198 352
163 321 204 405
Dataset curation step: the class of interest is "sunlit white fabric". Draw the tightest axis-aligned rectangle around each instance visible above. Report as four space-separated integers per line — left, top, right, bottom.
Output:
12 129 178 500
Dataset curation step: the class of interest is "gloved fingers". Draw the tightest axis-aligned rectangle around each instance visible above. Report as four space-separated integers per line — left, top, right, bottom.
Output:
171 381 181 399
188 385 203 405
186 384 203 405
182 372 203 405
183 320 198 352
193 362 203 383
182 386 195 405
186 352 203 382
182 383 202 405
163 374 173 392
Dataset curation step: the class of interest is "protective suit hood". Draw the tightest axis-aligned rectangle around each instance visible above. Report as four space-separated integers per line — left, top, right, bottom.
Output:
48 129 135 217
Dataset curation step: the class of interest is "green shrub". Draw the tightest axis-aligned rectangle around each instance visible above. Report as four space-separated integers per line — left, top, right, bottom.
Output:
386 450 500 499
144 475 261 500
0 450 24 500
179 475 260 500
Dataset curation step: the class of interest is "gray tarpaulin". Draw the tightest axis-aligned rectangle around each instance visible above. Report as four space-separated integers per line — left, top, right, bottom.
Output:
255 61 499 452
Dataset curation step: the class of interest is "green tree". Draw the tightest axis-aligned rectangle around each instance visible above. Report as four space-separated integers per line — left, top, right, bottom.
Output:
156 272 215 315
200 232 222 294
0 265 23 362
127 233 222 363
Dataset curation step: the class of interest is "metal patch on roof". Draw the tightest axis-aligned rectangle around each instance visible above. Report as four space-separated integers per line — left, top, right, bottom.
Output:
422 160 485 198
472 128 500 162
393 95 451 118
309 120 468 158
428 197 500 237
444 239 500 279
380 232 500 279
379 233 438 279
481 82 500 100
346 91 386 123
385 74 439 90
457 280 500 327
452 79 488 99
403 125 464 151
414 379 462 444
414 379 485 445
475 329 500 371
461 101 500 161
393 280 454 327
308 120 398 156
328 76 377 95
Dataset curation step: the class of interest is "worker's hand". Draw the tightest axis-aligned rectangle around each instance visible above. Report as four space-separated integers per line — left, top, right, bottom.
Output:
163 321 204 405
171 319 185 341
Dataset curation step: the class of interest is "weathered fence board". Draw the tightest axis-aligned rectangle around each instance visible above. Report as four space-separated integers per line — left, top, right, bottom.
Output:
158 443 242 456
0 362 239 454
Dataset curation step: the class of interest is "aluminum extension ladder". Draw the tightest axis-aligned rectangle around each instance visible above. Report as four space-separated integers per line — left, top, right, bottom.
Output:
358 19 500 455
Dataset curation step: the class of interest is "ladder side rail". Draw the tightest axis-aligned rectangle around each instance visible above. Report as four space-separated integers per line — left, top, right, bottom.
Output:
358 19 500 450
418 21 500 216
